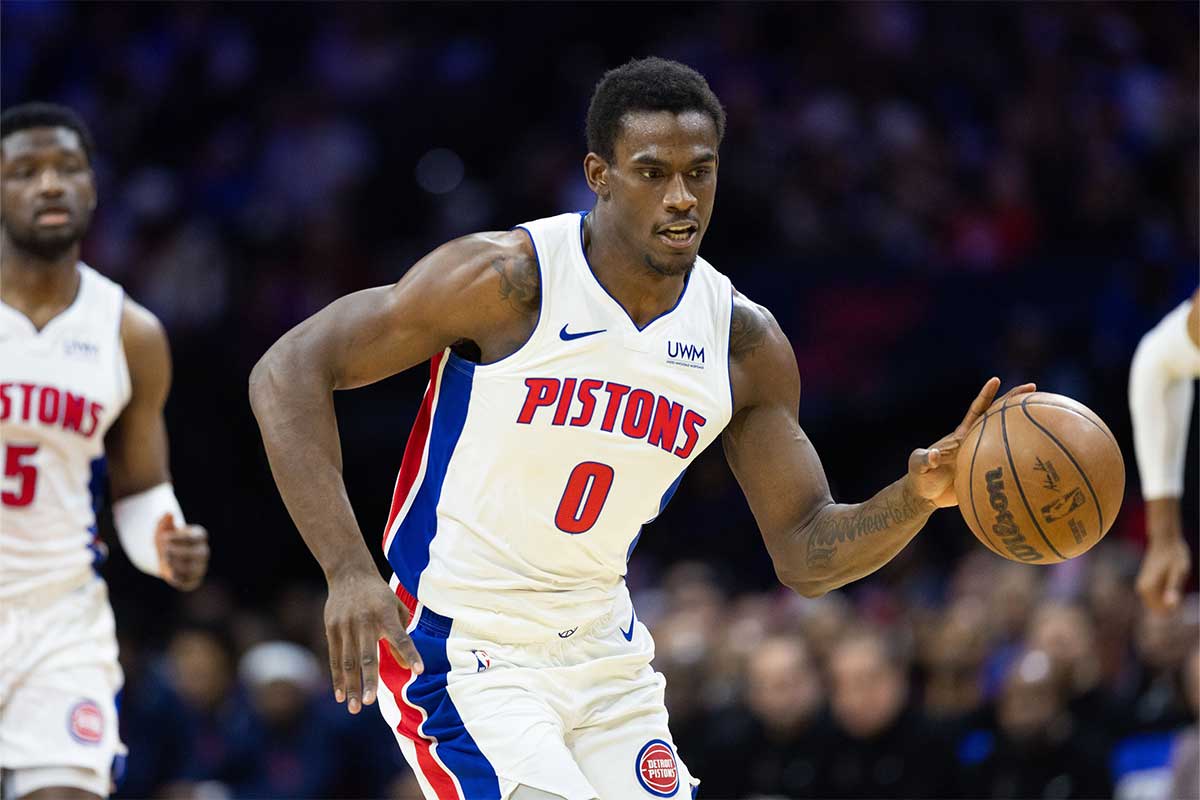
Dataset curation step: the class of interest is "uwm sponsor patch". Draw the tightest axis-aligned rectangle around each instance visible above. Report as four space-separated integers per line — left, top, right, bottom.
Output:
636 739 679 797
68 699 104 745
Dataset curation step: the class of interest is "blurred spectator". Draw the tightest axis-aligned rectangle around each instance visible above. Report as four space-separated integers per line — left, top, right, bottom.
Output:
1026 602 1130 744
1129 603 1198 731
959 649 1113 799
816 629 955 798
690 635 828 799
922 599 989 721
114 634 193 799
165 626 247 789
229 641 334 799
1168 644 1200 800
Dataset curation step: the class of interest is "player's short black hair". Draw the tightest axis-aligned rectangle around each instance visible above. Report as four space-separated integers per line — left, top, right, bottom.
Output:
586 57 726 162
0 102 95 162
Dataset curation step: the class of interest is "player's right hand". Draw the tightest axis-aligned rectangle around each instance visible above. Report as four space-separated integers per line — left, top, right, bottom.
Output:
324 570 424 714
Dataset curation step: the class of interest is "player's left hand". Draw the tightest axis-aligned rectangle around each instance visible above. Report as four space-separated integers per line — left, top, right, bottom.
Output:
155 513 209 591
906 377 1037 508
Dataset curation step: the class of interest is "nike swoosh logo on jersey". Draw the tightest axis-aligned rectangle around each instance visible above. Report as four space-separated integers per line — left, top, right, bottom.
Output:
559 324 606 341
620 608 636 641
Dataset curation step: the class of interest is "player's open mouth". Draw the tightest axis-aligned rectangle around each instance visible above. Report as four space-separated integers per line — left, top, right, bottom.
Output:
656 223 698 249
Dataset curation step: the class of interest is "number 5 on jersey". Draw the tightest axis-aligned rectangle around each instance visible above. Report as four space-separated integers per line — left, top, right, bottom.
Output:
555 461 614 534
2 444 39 507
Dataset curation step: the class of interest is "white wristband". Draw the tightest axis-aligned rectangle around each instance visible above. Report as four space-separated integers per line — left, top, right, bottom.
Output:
112 482 185 577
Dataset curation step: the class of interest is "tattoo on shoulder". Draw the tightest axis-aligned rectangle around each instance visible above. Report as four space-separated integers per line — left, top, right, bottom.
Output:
491 255 540 317
730 301 769 361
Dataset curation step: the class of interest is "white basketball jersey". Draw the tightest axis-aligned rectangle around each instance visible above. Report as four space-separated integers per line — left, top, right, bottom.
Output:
382 212 734 642
0 264 130 599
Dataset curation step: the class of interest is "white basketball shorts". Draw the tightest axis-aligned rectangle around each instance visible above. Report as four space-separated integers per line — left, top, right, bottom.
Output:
375 584 698 800
0 575 126 797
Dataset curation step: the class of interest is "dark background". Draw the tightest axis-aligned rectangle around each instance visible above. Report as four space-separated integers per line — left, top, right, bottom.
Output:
3 2 1197 799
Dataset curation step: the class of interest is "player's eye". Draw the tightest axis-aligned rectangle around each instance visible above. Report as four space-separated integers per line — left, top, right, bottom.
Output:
688 167 711 179
7 163 35 179
639 169 661 180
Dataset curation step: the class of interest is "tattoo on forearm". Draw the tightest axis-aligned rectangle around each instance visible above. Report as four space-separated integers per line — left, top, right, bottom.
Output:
491 255 540 316
805 485 930 568
730 302 768 361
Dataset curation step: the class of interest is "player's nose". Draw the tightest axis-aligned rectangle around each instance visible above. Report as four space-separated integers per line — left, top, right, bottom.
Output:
663 173 696 212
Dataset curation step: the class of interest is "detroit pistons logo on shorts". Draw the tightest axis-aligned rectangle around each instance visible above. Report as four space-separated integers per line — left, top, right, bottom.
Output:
636 739 679 797
67 700 104 745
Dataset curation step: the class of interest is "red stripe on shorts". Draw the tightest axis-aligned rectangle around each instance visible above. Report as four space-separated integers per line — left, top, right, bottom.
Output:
379 644 461 800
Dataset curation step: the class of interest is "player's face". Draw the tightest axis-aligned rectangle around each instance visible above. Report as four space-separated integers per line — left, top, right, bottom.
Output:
0 127 96 260
602 110 718 277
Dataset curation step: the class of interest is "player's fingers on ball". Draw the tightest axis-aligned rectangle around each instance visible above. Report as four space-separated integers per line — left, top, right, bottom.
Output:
957 379 999 433
999 383 1037 402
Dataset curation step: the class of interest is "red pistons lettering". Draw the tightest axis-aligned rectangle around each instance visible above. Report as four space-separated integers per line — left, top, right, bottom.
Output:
517 377 706 459
0 382 104 438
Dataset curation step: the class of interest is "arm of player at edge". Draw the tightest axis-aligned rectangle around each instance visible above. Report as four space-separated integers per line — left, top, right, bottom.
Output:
722 291 1035 598
1129 288 1199 613
104 299 210 590
249 229 538 714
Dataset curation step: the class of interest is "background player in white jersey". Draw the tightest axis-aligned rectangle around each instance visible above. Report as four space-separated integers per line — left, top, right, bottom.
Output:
251 59 1033 799
1129 288 1199 613
0 103 210 800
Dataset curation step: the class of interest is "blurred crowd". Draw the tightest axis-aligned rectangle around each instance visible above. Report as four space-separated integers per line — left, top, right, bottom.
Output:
111 548 1199 799
3 1 1197 799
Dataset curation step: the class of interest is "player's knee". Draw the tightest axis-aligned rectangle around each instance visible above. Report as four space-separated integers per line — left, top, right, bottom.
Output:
20 788 102 800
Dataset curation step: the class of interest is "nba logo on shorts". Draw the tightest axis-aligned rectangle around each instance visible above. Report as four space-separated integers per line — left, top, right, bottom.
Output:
67 700 104 745
636 739 679 797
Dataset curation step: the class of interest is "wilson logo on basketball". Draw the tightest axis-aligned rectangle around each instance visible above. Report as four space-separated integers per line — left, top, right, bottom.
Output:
68 700 104 745
636 739 679 797
984 467 1042 563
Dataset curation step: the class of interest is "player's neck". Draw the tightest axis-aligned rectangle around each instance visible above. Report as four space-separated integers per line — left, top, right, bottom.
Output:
583 213 686 328
0 236 82 316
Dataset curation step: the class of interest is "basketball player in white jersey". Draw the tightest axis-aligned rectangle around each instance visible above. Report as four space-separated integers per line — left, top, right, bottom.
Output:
0 103 209 800
252 58 1033 799
1130 289 1199 613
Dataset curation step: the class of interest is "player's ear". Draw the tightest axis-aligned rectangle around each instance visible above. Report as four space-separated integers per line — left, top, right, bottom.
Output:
583 153 610 200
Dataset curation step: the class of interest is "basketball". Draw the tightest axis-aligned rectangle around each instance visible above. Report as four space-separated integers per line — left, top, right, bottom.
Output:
955 392 1125 564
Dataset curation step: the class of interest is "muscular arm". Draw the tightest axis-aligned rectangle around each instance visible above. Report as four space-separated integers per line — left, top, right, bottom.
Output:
248 230 538 581
248 229 538 711
723 295 935 596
